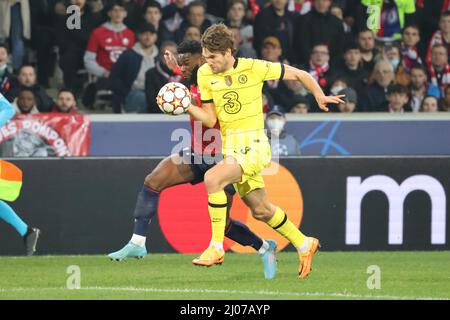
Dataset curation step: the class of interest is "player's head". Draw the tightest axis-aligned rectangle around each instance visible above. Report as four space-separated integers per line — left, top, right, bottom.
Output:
177 40 203 80
201 23 235 74
56 89 77 113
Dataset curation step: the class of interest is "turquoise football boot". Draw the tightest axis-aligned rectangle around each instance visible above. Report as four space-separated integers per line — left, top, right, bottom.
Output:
108 242 147 261
260 239 277 279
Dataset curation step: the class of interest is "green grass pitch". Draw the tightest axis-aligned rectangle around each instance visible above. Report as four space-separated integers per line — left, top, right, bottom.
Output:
0 252 449 300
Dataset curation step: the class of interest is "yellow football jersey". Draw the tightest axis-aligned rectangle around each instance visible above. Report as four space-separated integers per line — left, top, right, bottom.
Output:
197 58 284 146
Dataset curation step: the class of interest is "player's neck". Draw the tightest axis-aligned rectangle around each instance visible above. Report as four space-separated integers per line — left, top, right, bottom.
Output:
224 57 237 73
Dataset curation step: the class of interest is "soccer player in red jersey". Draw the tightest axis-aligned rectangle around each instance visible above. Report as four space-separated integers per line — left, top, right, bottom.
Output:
108 40 278 279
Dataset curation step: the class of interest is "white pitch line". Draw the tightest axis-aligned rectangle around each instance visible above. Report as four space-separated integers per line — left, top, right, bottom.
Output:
0 286 448 300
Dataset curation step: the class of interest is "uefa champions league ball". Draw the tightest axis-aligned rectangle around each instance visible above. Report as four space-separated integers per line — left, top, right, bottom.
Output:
156 82 191 115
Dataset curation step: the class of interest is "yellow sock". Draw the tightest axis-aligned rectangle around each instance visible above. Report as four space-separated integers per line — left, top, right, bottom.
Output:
267 206 306 249
208 191 227 244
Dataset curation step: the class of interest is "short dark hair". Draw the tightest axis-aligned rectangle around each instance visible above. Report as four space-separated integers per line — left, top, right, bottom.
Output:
178 40 202 55
441 10 450 18
228 0 246 9
0 42 9 53
18 64 35 74
387 84 408 96
431 43 448 53
403 24 420 34
18 87 35 96
105 0 127 13
144 0 162 12
420 95 440 111
188 0 207 13
58 88 76 100
343 41 360 53
410 63 427 74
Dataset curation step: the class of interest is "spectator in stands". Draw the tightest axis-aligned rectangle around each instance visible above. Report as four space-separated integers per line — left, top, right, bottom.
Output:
226 0 254 48
175 1 211 44
0 0 30 71
266 105 301 156
83 0 135 110
361 0 415 42
380 43 410 86
288 95 310 113
55 0 103 93
183 25 202 42
330 3 351 33
260 36 292 111
294 0 344 65
254 0 296 63
386 84 411 113
420 95 440 112
230 26 257 58
52 89 79 113
409 64 441 113
358 28 377 74
336 41 369 99
29 0 57 88
401 25 423 73
329 78 348 96
420 2 450 57
362 60 395 111
161 0 189 34
287 0 312 15
145 41 182 113
110 23 159 113
122 0 142 31
336 87 358 113
306 43 336 94
426 11 450 67
13 88 39 114
441 85 450 111
142 1 172 46
11 65 54 112
428 44 450 96
0 44 14 102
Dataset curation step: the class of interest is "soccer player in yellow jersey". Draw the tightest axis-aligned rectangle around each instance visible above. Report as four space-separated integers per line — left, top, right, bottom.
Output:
187 24 345 279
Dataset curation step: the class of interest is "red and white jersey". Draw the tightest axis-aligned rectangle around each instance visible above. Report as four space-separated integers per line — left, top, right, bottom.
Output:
189 84 221 156
86 23 135 71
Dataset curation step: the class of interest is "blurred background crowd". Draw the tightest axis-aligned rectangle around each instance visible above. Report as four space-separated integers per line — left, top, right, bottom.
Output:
0 0 448 115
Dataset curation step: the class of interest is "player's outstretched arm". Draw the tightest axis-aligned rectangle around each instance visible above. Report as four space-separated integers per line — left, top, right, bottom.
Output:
186 101 217 128
282 64 345 112
0 93 16 128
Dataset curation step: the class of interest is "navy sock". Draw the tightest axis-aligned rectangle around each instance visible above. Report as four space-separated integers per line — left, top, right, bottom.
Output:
132 185 160 236
225 219 264 251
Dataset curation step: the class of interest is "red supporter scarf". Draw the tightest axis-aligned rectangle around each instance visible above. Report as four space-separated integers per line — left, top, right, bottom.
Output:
309 61 330 88
428 63 450 94
402 43 422 72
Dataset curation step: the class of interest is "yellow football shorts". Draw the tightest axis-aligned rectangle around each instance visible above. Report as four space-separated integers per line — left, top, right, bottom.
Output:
223 137 271 198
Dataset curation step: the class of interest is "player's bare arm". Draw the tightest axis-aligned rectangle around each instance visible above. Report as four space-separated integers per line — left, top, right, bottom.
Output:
283 64 346 112
186 101 217 128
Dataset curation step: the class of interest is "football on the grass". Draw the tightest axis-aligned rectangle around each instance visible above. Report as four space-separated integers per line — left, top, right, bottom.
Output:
156 82 191 115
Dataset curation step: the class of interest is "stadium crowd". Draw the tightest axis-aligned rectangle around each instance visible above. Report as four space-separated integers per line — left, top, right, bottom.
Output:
0 0 449 114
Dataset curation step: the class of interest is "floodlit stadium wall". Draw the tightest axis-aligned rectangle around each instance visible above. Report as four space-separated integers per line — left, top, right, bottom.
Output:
89 113 450 156
0 157 448 255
